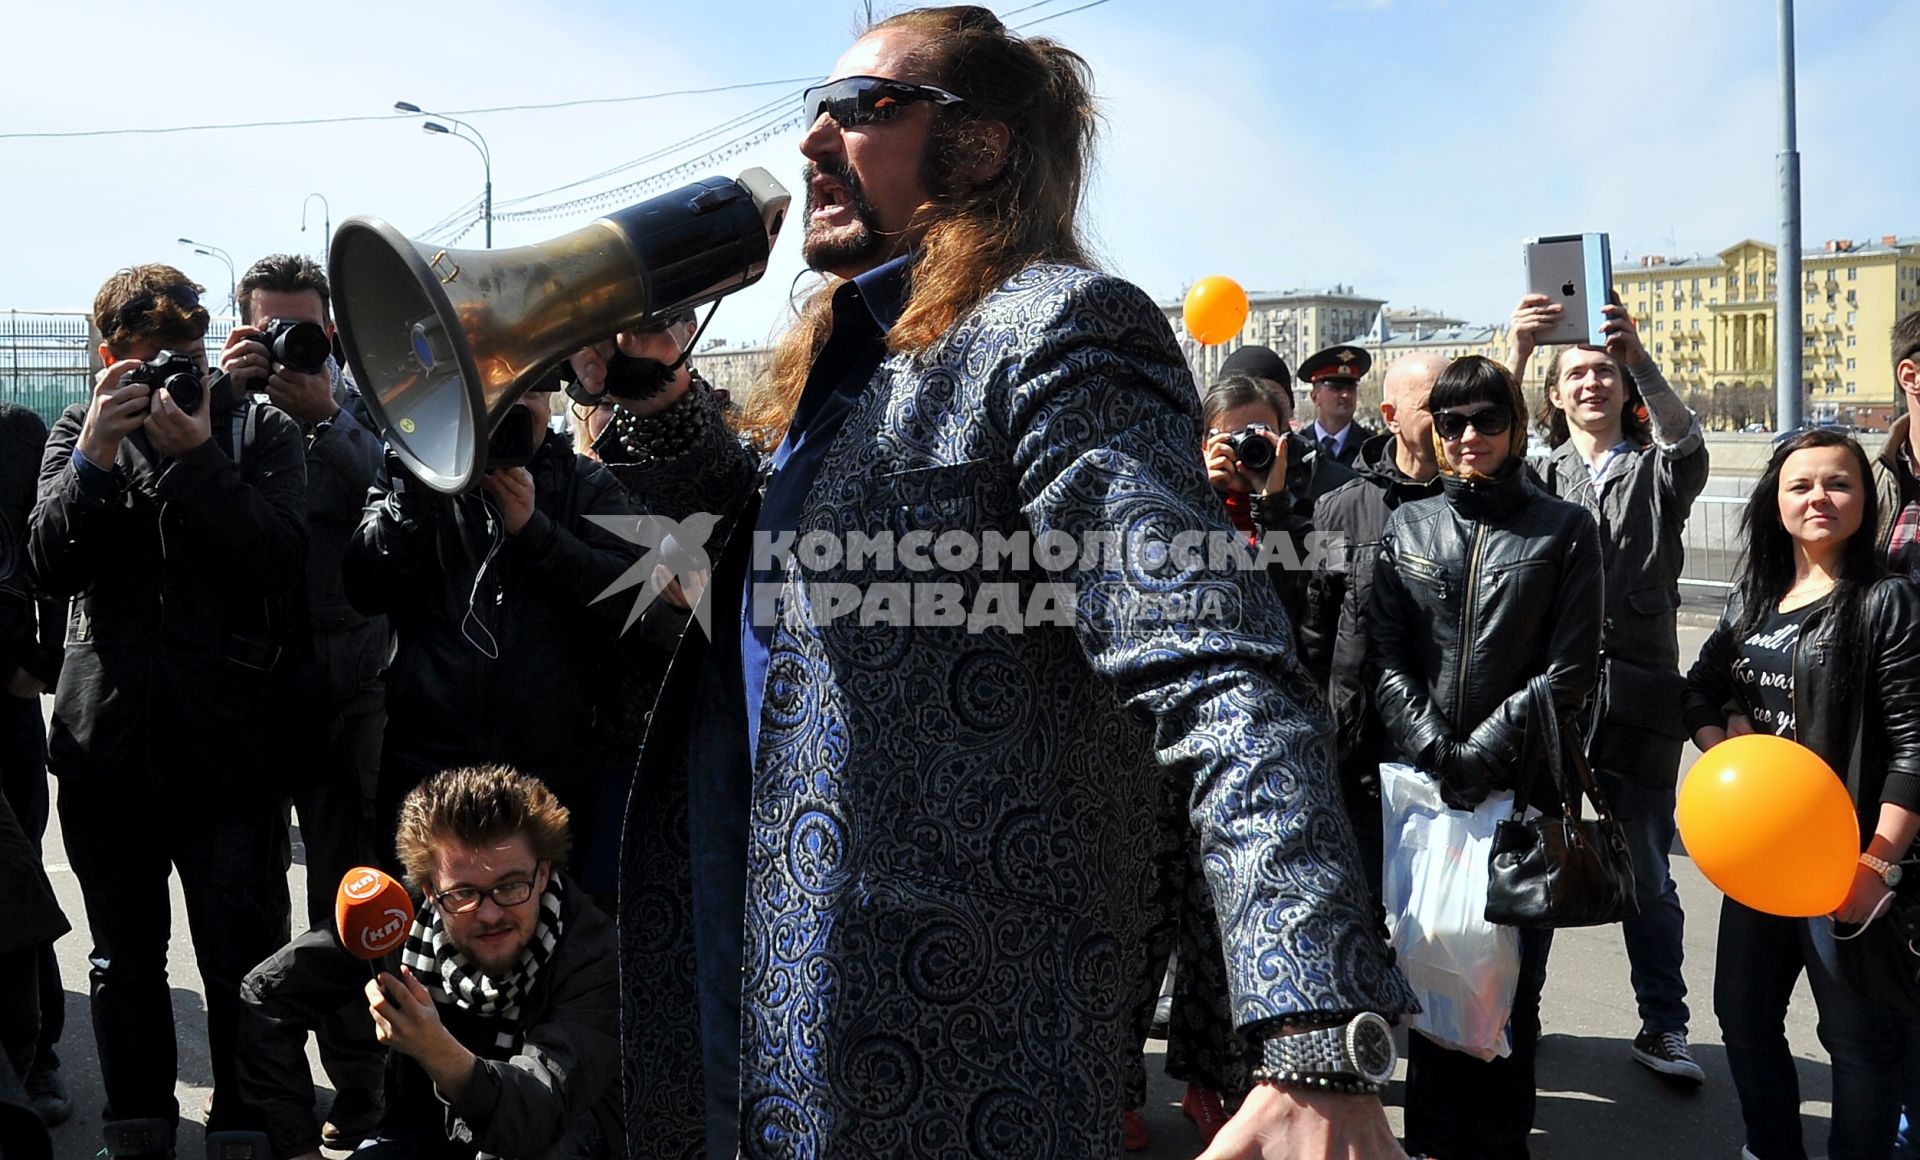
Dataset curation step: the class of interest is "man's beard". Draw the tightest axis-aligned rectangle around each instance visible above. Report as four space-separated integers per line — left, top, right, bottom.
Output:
453 919 527 976
801 158 888 272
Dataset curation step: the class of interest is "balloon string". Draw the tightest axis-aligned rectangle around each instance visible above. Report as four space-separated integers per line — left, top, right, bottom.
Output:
1830 889 1898 939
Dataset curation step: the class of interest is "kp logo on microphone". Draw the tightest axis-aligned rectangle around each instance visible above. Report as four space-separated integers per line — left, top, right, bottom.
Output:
343 869 385 901
359 909 410 956
337 866 415 959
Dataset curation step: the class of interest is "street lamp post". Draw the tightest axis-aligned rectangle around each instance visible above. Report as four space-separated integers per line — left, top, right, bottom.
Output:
302 192 332 264
1775 0 1804 432
177 237 236 317
393 100 492 248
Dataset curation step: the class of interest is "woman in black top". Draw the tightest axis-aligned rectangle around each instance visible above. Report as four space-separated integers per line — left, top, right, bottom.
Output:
1368 356 1602 1159
1684 428 1920 1160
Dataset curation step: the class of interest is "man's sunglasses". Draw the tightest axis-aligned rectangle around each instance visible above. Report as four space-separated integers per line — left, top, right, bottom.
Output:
1431 406 1514 440
109 283 200 332
803 76 967 128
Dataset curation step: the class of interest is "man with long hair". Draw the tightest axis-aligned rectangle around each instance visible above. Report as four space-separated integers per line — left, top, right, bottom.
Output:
1512 292 1710 1087
578 8 1412 1157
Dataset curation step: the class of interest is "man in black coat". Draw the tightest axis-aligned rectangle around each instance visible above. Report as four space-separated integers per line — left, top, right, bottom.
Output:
1301 351 1445 892
28 265 305 1152
0 400 68 1126
343 386 643 896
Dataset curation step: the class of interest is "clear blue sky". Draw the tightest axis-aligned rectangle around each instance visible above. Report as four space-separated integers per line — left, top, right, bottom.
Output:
2 0 1912 348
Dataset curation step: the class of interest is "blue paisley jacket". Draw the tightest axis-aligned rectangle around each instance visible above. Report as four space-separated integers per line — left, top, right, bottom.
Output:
618 263 1415 1159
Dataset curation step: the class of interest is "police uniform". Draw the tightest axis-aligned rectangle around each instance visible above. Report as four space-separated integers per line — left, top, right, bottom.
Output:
1299 344 1376 467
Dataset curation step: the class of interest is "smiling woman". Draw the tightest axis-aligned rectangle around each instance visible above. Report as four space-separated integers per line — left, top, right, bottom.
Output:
1682 427 1920 1159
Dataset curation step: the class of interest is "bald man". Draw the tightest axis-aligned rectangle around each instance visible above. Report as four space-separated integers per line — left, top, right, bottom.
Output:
1299 352 1447 893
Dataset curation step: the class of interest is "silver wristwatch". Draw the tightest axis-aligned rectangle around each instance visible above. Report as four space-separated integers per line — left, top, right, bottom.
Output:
1254 1012 1397 1094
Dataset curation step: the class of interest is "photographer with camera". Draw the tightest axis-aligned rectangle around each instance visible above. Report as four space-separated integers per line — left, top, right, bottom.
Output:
27 264 307 1154
220 253 392 1146
342 381 644 901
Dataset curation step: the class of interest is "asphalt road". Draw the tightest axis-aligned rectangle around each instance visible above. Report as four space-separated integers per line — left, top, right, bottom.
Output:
31 626 1835 1160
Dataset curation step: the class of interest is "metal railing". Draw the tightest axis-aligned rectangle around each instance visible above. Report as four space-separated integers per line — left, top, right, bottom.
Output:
2 310 234 425
1679 494 1747 590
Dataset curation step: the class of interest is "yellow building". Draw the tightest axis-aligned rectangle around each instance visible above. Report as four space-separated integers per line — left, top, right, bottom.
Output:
1343 317 1550 417
1615 234 1920 429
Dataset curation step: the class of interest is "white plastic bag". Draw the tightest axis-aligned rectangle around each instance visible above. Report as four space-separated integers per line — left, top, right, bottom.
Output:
1379 761 1521 1061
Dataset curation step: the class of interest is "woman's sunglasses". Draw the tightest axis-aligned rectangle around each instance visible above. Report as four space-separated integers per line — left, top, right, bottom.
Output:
803 76 967 128
1431 406 1514 441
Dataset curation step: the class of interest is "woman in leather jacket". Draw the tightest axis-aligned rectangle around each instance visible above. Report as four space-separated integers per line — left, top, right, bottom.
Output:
1368 355 1602 1159
1683 427 1920 1160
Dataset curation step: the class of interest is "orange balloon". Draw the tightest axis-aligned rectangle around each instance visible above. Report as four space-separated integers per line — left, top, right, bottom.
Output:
1183 276 1251 346
1676 734 1858 916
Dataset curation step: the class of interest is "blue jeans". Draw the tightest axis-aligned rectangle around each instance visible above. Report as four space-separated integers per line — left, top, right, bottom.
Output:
1715 898 1912 1160
1595 768 1689 1033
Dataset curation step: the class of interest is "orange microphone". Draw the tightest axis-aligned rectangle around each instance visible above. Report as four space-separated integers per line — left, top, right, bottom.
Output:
336 866 415 961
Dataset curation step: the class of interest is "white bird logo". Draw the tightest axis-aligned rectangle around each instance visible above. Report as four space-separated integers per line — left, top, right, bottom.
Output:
587 512 722 638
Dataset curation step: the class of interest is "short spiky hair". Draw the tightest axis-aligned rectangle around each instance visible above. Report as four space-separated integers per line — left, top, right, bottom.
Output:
237 253 331 326
393 765 572 892
92 265 209 356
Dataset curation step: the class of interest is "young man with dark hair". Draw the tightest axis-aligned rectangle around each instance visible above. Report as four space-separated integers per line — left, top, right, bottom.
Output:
1874 309 1920 569
1511 292 1710 1086
28 264 307 1153
236 765 620 1160
222 251 393 1145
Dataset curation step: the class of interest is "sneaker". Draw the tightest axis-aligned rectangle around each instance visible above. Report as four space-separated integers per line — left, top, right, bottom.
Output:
1180 1084 1231 1145
1121 1108 1149 1152
322 1087 385 1149
1632 1029 1706 1085
24 1059 73 1126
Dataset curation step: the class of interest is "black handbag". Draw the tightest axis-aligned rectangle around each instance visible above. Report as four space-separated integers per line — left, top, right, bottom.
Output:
1484 674 1641 928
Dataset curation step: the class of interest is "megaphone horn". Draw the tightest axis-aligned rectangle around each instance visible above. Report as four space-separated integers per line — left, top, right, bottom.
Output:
330 168 790 494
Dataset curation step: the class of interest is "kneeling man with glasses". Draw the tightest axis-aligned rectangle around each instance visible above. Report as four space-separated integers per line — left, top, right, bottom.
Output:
235 766 621 1160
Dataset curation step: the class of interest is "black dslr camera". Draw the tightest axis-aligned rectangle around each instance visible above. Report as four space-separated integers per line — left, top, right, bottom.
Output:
1227 423 1278 474
255 317 332 376
124 350 204 415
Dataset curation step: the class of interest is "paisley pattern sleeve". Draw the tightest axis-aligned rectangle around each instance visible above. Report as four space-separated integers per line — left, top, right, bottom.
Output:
999 270 1416 1027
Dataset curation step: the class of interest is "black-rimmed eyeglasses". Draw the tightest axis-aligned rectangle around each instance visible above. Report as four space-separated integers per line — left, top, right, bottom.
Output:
433 877 537 914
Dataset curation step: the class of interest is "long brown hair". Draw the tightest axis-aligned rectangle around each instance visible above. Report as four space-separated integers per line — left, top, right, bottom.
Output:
1532 345 1652 450
738 5 1098 447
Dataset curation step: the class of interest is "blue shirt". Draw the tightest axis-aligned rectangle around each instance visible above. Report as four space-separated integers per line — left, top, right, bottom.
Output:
740 255 912 766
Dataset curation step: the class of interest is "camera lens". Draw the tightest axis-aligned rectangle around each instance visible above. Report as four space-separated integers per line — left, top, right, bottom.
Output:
165 370 204 415
1230 429 1275 474
268 320 332 375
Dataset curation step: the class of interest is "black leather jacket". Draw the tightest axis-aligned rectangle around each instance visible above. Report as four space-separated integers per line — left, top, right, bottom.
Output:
1683 578 1920 836
1367 460 1603 801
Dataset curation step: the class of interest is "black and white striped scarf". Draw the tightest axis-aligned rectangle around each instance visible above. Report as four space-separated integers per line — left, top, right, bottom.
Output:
401 874 565 1032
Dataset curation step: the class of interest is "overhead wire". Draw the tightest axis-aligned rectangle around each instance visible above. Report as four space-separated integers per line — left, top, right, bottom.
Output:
485 0 1115 226
0 77 819 142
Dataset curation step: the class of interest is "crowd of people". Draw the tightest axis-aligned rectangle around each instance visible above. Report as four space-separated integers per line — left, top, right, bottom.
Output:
5 5 1920 1160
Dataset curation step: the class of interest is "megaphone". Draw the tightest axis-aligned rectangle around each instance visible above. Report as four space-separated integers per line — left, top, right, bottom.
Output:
330 168 790 493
